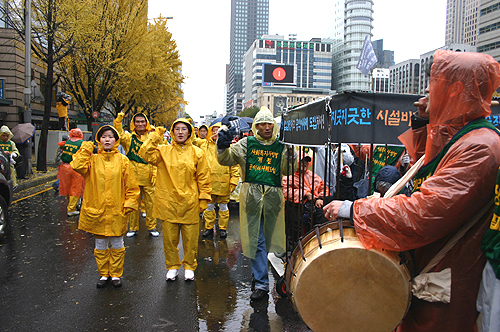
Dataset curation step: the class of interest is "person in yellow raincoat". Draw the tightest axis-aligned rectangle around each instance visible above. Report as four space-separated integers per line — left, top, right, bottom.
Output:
58 128 85 216
201 122 239 239
216 107 296 301
139 118 211 281
72 125 140 288
114 112 159 237
324 51 500 332
0 125 20 187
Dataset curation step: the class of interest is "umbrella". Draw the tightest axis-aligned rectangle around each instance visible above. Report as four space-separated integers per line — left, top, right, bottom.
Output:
210 116 250 131
241 117 254 126
11 123 36 144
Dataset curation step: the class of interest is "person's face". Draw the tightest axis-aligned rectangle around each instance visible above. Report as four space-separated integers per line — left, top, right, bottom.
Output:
212 126 219 140
0 133 9 143
134 116 147 134
194 127 199 136
256 123 274 140
199 127 208 139
99 130 116 151
300 158 310 172
174 123 190 144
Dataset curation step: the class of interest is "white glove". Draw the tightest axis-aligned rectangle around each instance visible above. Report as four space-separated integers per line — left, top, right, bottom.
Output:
10 154 16 165
11 152 17 159
401 153 410 167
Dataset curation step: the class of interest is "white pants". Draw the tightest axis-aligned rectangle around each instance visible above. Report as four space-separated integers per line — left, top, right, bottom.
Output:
477 261 500 332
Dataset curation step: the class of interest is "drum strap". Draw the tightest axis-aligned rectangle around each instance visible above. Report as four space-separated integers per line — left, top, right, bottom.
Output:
411 198 494 303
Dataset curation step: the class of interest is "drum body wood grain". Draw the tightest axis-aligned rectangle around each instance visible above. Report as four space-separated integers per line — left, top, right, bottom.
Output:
287 222 411 332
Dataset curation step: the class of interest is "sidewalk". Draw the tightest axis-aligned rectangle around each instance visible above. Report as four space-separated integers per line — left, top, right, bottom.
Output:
15 167 58 193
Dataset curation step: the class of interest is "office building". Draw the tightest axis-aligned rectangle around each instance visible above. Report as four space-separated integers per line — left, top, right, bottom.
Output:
227 0 269 115
372 39 395 69
389 60 420 94
373 68 390 93
477 0 500 62
242 35 334 105
445 0 480 46
331 0 374 92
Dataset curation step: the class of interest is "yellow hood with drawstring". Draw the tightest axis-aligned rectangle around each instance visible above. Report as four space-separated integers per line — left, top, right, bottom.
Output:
138 118 212 224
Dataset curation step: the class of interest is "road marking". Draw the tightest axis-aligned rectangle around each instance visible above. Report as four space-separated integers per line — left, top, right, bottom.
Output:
12 187 52 204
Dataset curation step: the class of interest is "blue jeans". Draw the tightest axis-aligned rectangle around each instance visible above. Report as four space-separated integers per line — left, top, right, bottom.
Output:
251 218 269 292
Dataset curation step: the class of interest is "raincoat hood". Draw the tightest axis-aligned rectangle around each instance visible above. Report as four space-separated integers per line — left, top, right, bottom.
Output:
333 143 354 166
0 125 13 140
426 50 500 161
69 128 83 142
208 122 221 143
95 125 121 153
252 107 279 142
130 113 152 133
170 118 194 145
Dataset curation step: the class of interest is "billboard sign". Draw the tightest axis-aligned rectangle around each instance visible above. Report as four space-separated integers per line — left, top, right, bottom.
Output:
262 63 294 85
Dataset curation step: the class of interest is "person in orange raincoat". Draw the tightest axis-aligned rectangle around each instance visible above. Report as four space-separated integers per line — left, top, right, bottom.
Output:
72 125 140 288
58 128 85 216
324 50 500 332
282 152 329 227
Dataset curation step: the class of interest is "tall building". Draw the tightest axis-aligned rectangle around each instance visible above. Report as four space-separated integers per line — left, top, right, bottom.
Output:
227 0 269 115
373 68 390 93
477 0 500 62
389 60 420 94
242 35 333 104
372 39 395 69
445 0 480 46
331 0 374 92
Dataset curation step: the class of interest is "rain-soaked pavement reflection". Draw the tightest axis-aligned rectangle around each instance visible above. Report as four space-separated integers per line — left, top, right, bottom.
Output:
1 184 311 331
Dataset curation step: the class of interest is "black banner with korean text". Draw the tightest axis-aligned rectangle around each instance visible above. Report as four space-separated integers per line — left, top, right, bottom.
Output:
330 92 418 145
280 92 500 146
280 98 328 146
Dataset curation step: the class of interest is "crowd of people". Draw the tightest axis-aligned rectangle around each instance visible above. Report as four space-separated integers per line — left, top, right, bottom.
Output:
39 50 500 331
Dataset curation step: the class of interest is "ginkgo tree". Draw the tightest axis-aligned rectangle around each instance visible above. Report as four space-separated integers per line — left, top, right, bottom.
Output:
107 16 186 129
59 0 148 130
0 0 80 171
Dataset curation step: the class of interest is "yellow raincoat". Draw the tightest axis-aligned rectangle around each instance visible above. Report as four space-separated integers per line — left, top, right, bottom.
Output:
114 113 156 186
205 123 239 196
114 113 157 231
139 119 212 224
72 126 140 237
217 109 296 259
0 125 19 187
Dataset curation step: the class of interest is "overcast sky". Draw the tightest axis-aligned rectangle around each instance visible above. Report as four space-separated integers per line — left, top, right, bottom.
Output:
148 0 447 124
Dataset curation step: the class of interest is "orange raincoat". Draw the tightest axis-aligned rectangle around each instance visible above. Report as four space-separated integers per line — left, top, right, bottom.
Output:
353 51 500 332
282 153 329 203
58 128 85 198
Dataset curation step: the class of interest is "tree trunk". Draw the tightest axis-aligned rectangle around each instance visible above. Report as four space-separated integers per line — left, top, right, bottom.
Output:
37 55 54 172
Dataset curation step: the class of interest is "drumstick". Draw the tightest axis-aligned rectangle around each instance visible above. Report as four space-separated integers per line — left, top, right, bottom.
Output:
384 155 425 198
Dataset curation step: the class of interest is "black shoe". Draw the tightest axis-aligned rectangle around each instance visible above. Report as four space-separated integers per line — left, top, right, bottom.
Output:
96 277 109 288
202 229 213 238
219 229 227 238
112 279 122 288
250 289 268 301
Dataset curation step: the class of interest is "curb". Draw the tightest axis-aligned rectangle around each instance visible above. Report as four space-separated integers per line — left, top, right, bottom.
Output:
15 170 58 193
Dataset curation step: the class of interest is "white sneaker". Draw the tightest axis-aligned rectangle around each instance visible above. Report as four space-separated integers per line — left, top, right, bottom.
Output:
184 270 194 281
166 269 178 281
126 231 137 237
149 230 160 237
67 210 80 216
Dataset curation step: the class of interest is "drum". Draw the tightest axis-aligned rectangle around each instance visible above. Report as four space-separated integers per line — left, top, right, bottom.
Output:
285 221 411 332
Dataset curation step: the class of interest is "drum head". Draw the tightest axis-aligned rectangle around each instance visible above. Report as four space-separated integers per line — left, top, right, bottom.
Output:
291 228 410 332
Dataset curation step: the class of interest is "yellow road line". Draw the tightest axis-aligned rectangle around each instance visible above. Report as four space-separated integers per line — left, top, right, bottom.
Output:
12 187 52 204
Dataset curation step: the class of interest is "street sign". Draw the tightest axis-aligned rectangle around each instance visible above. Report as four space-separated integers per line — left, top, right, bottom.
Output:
92 111 99 119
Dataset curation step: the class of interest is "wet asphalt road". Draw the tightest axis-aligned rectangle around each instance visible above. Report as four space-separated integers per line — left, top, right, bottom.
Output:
0 182 311 332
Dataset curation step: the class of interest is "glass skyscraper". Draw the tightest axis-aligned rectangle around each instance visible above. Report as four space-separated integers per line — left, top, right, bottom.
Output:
227 0 269 114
